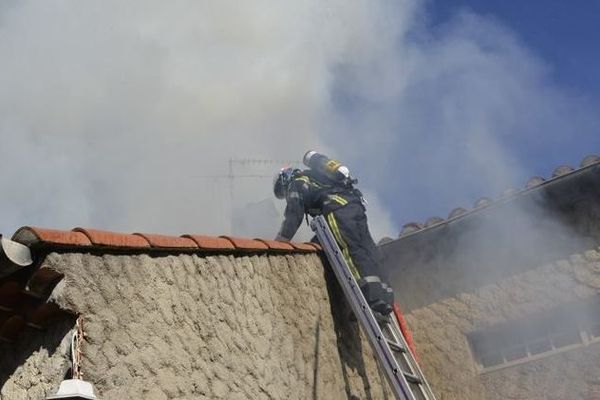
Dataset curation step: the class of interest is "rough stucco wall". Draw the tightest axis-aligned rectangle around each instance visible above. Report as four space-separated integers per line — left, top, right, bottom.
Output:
1 251 392 400
406 246 600 400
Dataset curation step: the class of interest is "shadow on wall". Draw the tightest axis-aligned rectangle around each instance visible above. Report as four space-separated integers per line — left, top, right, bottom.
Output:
321 262 391 400
0 315 76 395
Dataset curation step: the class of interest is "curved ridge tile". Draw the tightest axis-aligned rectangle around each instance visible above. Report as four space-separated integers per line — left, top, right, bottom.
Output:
424 217 444 228
303 242 322 251
133 233 197 249
289 242 318 252
552 165 574 177
219 236 269 251
73 228 150 248
399 222 423 237
181 235 235 250
12 227 92 247
448 208 468 219
254 239 295 251
581 154 600 168
378 237 394 245
0 315 26 342
474 197 492 208
525 176 545 189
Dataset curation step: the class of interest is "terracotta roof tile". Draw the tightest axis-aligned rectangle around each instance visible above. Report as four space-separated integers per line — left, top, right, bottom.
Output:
181 235 236 250
289 242 318 252
133 233 198 249
391 154 600 241
0 315 25 342
73 228 151 248
12 227 92 247
254 239 295 251
220 236 269 251
10 227 321 255
307 242 322 251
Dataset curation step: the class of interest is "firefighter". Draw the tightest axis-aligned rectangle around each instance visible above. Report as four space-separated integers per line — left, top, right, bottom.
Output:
273 151 394 315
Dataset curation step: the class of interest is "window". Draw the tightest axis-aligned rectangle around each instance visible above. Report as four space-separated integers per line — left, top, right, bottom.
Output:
468 297 600 371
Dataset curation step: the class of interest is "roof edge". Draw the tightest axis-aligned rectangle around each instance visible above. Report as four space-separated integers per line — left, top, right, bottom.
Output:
11 226 319 255
384 154 600 246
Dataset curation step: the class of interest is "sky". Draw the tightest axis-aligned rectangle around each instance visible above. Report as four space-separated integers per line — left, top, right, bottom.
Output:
431 1 600 95
0 0 599 241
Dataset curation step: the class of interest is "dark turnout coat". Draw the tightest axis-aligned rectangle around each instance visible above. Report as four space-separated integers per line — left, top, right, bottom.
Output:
276 170 384 279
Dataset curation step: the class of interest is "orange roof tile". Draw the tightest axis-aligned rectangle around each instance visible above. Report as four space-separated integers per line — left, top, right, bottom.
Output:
73 228 151 248
220 236 269 251
133 233 198 249
254 239 295 251
9 226 320 255
181 234 236 250
289 242 318 252
12 227 92 247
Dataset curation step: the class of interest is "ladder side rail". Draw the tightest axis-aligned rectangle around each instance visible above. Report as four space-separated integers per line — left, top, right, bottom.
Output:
311 216 416 400
388 312 437 400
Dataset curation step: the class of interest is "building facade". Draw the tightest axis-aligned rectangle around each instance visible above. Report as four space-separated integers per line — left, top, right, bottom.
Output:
382 156 600 400
1 230 393 399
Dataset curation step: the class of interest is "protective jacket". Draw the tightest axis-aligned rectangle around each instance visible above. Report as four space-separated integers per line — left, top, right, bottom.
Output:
276 170 384 280
276 169 362 239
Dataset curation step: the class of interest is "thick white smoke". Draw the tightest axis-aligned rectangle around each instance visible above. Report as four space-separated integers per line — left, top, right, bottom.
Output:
326 9 599 227
0 1 597 240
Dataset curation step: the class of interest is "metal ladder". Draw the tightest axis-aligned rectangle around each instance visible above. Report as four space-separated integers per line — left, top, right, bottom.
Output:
311 215 437 400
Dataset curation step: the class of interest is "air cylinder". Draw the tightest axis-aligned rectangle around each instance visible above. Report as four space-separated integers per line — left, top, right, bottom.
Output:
303 150 351 184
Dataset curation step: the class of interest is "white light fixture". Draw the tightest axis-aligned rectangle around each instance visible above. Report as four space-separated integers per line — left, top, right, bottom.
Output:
45 379 97 400
46 317 98 399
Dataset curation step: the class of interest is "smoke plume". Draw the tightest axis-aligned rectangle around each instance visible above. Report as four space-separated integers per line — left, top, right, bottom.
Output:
0 1 598 241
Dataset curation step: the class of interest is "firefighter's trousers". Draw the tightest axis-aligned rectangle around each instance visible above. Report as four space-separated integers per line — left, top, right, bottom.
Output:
325 203 385 280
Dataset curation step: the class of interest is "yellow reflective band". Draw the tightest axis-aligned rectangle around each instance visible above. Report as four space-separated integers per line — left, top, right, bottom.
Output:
326 159 341 172
330 194 348 206
327 213 361 279
295 175 332 189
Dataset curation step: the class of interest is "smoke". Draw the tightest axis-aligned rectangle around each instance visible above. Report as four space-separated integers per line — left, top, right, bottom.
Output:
0 1 598 241
326 9 600 228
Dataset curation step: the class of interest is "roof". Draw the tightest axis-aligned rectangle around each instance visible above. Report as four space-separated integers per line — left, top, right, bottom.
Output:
10 226 321 253
0 227 321 342
381 154 600 244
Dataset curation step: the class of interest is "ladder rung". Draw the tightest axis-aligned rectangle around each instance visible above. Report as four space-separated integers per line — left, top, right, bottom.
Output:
403 372 422 384
386 339 406 353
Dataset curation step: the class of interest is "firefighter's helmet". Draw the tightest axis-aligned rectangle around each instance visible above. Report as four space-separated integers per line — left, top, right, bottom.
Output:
273 167 299 199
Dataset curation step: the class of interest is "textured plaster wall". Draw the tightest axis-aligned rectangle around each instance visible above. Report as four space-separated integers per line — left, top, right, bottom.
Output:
1 251 392 400
404 246 600 400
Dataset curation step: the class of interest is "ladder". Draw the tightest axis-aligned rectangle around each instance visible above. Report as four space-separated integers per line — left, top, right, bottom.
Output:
311 216 437 400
